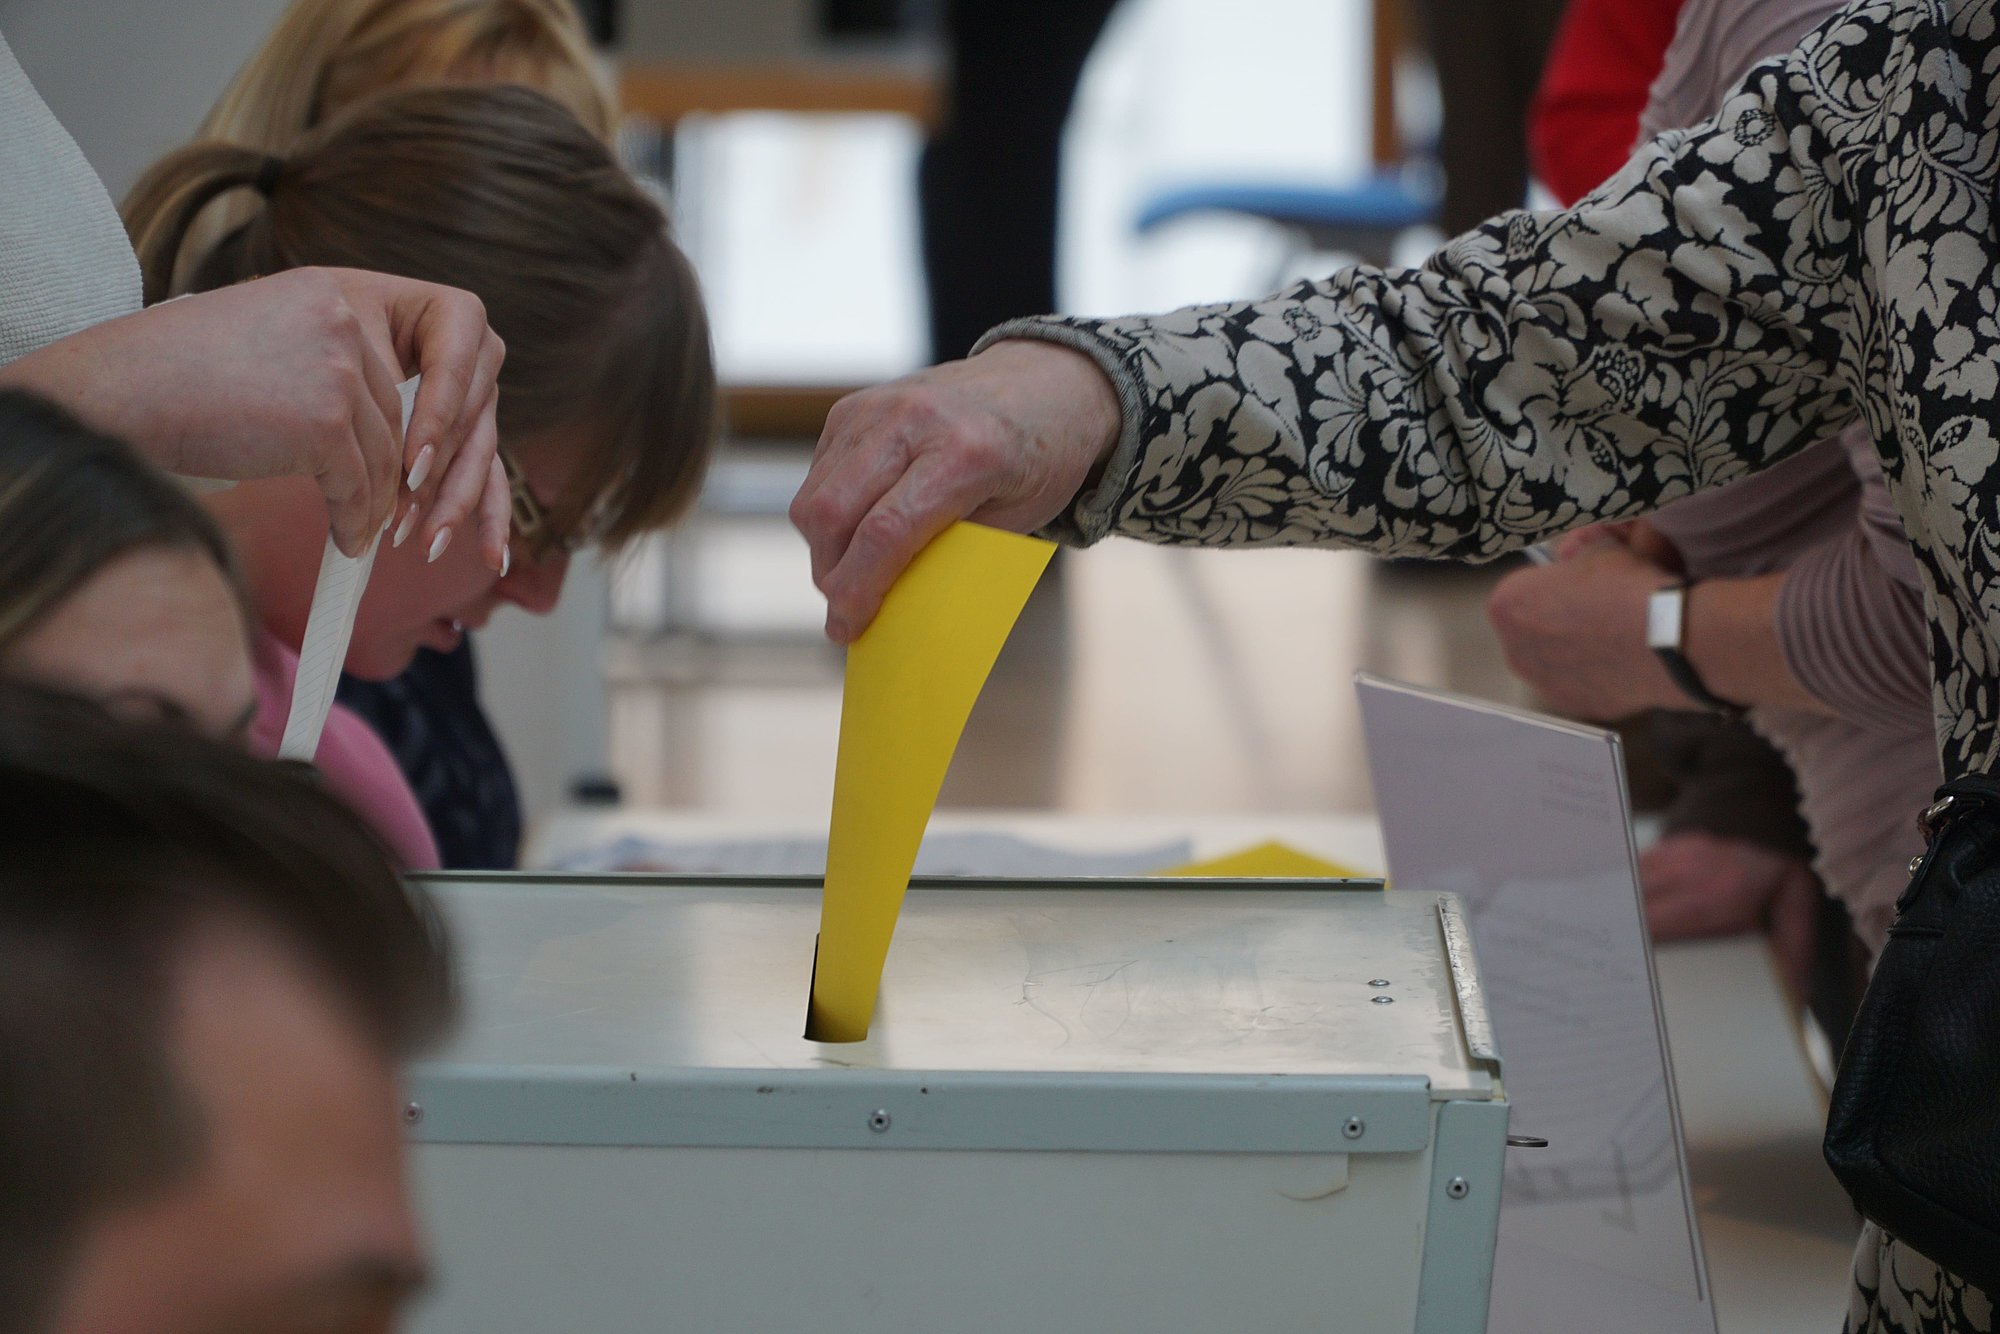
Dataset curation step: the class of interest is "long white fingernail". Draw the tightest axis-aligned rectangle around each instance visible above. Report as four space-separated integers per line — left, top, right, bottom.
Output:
406 444 436 492
500 545 512 578
393 504 420 548
428 527 452 563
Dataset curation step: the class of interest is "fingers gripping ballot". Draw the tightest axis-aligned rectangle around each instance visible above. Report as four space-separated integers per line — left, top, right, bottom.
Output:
344 268 507 566
0 267 508 563
387 277 507 566
789 340 1125 642
799 449 1001 645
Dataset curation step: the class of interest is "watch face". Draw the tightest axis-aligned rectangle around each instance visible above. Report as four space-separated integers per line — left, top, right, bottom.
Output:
1645 586 1684 651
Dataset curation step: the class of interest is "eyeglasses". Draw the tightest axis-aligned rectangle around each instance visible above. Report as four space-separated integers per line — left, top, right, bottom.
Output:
499 447 601 559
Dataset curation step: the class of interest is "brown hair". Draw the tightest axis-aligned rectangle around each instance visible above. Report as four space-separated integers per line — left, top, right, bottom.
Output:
0 390 249 657
0 683 452 1334
125 84 714 552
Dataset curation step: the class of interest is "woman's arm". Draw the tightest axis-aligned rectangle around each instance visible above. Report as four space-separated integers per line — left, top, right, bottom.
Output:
0 268 509 564
795 1 1912 640
1482 532 1826 719
1453 436 1928 731
1002 53 1867 556
1770 449 1932 728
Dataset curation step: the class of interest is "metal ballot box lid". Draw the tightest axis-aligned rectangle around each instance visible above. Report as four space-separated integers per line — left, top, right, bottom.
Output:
407 874 1501 1156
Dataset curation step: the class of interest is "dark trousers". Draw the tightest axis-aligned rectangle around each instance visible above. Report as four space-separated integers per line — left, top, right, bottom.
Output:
1412 0 1568 235
919 0 1122 362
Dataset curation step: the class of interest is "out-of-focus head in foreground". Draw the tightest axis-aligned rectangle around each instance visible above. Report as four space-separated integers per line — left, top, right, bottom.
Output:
0 390 256 738
0 685 453 1334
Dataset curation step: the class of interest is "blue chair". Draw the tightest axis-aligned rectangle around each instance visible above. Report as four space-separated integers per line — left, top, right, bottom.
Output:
1134 167 1441 272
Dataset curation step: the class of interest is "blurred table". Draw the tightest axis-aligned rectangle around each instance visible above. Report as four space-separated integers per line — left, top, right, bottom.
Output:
530 807 1859 1331
620 58 940 130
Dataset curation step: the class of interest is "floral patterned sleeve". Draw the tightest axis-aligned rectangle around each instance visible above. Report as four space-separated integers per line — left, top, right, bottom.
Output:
977 10 1885 559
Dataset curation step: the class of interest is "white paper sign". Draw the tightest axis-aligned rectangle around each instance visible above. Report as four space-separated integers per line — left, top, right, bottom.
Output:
1357 673 1716 1334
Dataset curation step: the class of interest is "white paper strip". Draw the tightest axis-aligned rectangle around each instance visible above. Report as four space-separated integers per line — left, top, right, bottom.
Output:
277 376 418 762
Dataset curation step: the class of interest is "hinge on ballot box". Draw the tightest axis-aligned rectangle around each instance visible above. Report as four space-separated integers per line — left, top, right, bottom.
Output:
1436 895 1499 1074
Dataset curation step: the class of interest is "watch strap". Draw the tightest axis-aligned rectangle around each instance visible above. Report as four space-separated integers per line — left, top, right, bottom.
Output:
1649 582 1746 718
1653 642 1745 718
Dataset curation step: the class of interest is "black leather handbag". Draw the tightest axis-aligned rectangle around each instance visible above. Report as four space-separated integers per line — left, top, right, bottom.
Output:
1823 774 2000 1291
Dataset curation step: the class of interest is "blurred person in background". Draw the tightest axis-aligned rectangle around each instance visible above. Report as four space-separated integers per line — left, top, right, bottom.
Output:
183 0 618 869
124 83 716 870
1411 0 1567 233
1510 0 1827 1001
916 0 1122 362
1527 0 1686 207
185 0 614 278
1488 0 1932 1014
0 684 452 1334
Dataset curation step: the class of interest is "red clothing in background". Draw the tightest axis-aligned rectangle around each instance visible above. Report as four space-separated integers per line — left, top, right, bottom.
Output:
1528 0 1688 205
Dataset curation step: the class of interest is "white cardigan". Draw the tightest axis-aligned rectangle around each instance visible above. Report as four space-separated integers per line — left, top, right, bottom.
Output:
0 30 140 366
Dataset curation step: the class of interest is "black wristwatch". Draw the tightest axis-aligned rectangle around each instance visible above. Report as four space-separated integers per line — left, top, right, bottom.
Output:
1645 582 1746 717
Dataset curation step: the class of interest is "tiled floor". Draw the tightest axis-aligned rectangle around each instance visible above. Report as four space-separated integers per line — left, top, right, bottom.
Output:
605 487 1531 821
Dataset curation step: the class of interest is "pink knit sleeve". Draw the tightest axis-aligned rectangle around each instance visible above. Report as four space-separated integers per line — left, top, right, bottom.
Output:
249 631 441 871
1772 427 1931 731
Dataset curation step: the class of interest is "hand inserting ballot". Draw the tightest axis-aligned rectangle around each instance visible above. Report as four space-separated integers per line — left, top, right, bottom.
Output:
790 340 1120 644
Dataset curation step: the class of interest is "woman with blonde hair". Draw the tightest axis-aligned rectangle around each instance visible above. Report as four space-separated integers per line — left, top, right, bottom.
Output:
170 0 614 320
160 0 631 868
202 0 613 146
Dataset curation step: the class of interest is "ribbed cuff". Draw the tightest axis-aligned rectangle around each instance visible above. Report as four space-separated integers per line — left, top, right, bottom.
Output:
1773 535 1931 731
972 316 1148 547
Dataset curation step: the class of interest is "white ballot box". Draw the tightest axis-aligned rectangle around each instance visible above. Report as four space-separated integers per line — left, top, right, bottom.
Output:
403 874 1510 1333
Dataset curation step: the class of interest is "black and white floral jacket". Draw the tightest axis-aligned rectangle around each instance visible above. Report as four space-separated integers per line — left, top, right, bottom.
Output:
987 0 2000 780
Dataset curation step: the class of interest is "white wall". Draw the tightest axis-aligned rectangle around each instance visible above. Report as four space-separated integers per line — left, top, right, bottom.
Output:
1062 0 1373 317
0 0 291 198
620 0 811 61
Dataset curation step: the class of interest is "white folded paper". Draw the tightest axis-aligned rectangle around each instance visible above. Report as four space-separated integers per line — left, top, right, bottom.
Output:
277 376 418 762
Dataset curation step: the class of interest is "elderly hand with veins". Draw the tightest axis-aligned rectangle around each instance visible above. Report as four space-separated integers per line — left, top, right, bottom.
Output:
790 340 1122 642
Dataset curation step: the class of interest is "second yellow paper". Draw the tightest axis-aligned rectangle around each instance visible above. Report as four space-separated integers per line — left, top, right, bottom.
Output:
806 522 1056 1042
1155 840 1368 881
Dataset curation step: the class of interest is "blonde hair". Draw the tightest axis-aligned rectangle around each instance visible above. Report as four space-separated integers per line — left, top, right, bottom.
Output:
203 0 613 146
183 0 615 271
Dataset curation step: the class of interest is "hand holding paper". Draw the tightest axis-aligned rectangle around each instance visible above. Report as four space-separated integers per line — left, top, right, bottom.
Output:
807 522 1056 1041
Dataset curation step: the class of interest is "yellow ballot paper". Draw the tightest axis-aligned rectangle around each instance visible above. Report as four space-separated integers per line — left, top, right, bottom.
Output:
806 522 1056 1042
1157 840 1368 881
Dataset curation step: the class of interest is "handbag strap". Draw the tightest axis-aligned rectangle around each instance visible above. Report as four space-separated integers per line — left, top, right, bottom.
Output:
1921 773 2000 841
